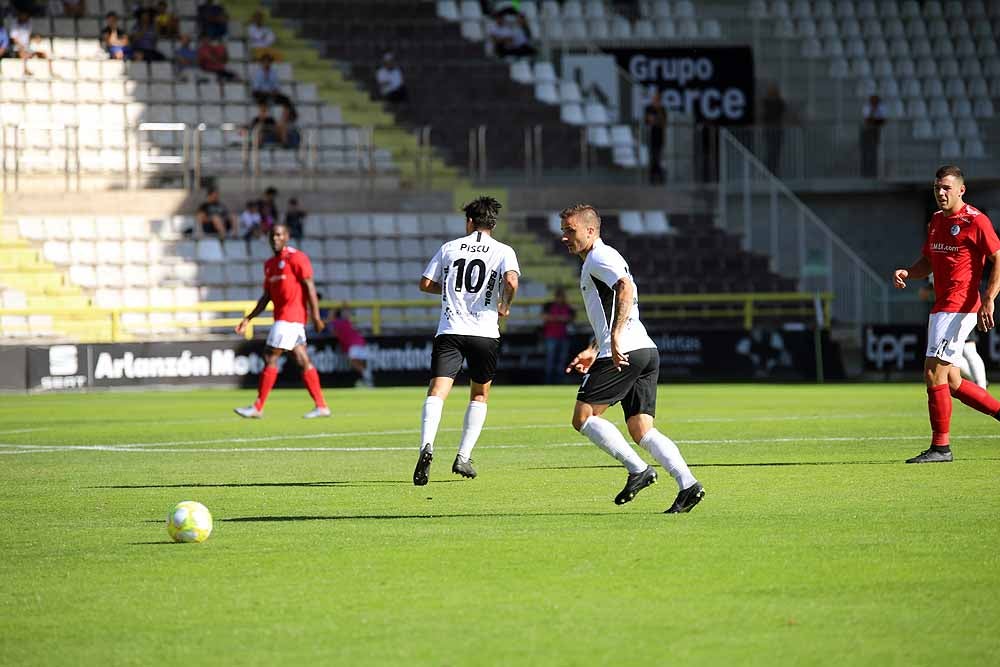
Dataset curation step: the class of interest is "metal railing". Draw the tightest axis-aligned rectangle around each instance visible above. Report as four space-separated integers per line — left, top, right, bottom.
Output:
717 128 889 326
0 293 833 343
0 120 388 192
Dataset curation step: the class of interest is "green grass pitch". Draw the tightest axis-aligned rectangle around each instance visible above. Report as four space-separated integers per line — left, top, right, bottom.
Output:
1 384 999 665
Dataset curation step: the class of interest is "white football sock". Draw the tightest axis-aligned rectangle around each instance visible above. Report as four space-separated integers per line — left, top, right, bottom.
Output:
639 428 697 490
964 342 988 388
420 395 444 453
457 401 487 461
580 416 647 473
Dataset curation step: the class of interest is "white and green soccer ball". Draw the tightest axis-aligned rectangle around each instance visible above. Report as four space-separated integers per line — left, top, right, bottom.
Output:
166 501 213 543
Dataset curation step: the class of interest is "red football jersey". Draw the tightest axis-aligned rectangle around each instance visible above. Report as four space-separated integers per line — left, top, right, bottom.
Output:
263 247 313 323
921 204 1000 313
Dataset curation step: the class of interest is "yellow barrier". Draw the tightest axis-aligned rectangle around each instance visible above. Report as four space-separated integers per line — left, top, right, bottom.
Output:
0 293 833 342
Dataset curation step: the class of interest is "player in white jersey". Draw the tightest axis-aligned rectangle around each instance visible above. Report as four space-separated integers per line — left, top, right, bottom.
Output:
560 204 704 513
412 196 520 485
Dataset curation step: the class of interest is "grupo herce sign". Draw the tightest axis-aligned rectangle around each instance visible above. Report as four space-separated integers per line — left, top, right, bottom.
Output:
611 47 755 125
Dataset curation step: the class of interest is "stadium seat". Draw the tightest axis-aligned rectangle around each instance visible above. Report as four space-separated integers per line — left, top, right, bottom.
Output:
619 211 644 234
940 138 961 158
510 60 533 84
632 19 654 38
560 103 585 125
964 138 986 158
912 118 933 139
196 239 225 263
535 82 559 105
957 119 980 139
973 99 994 118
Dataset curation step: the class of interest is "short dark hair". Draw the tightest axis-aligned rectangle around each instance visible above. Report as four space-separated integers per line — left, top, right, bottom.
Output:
559 203 601 230
935 165 964 182
265 186 278 196
462 196 502 230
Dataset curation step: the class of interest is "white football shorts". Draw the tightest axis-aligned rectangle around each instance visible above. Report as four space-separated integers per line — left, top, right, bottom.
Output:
266 320 307 350
925 312 978 364
347 344 368 361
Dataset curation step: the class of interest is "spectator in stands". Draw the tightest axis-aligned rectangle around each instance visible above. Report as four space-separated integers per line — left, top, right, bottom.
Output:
276 102 301 150
375 52 407 104
260 186 280 227
52 0 87 19
195 187 238 240
761 83 786 174
284 197 306 242
327 304 374 388
860 94 886 178
197 34 239 81
541 286 575 384
8 11 32 56
154 1 179 38
644 90 667 184
239 200 263 239
0 25 9 58
130 9 166 61
174 33 199 80
250 53 291 106
505 12 536 57
197 0 228 40
247 10 281 62
25 31 48 61
486 13 515 57
100 12 131 60
246 101 280 147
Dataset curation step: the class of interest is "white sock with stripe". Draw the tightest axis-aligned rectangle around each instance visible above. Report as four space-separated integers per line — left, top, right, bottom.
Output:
638 428 697 490
420 395 444 453
457 401 487 462
580 416 647 474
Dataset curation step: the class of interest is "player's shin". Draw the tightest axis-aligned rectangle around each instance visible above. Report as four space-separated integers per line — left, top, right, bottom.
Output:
927 384 952 445
951 379 1000 416
420 395 444 452
580 416 647 473
457 401 487 462
254 366 279 412
638 428 697 489
302 367 327 408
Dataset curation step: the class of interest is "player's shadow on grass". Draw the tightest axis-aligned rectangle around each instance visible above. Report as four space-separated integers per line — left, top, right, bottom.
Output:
220 511 621 523
529 460 906 470
91 480 424 489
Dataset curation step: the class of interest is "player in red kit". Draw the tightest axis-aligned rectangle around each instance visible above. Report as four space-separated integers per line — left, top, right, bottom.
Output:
233 222 330 419
893 165 1000 462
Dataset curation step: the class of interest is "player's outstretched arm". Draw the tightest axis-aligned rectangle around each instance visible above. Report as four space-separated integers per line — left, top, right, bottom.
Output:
236 291 270 335
498 270 518 318
419 277 442 294
893 256 931 289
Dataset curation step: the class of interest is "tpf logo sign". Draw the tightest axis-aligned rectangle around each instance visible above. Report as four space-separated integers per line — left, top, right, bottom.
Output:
864 326 921 370
49 345 78 375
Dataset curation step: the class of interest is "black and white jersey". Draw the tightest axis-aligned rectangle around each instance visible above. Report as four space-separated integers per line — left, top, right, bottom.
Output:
579 238 655 358
423 231 520 338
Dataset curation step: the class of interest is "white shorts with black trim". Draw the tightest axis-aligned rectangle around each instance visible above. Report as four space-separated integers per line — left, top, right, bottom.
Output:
925 312 978 365
266 320 307 351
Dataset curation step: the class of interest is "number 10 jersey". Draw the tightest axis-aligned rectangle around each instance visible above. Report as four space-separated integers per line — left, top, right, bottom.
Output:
422 230 521 338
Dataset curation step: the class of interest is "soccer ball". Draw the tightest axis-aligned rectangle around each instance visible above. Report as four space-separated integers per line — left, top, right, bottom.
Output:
166 501 213 543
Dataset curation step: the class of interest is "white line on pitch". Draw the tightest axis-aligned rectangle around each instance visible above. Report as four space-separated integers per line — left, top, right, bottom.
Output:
4 432 1000 455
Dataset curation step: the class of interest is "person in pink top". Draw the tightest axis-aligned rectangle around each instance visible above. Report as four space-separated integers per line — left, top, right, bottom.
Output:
893 165 1000 463
329 304 374 387
541 286 575 384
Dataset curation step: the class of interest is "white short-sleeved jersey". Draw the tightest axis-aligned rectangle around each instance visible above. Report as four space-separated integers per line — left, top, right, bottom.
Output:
423 230 520 338
579 238 655 358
